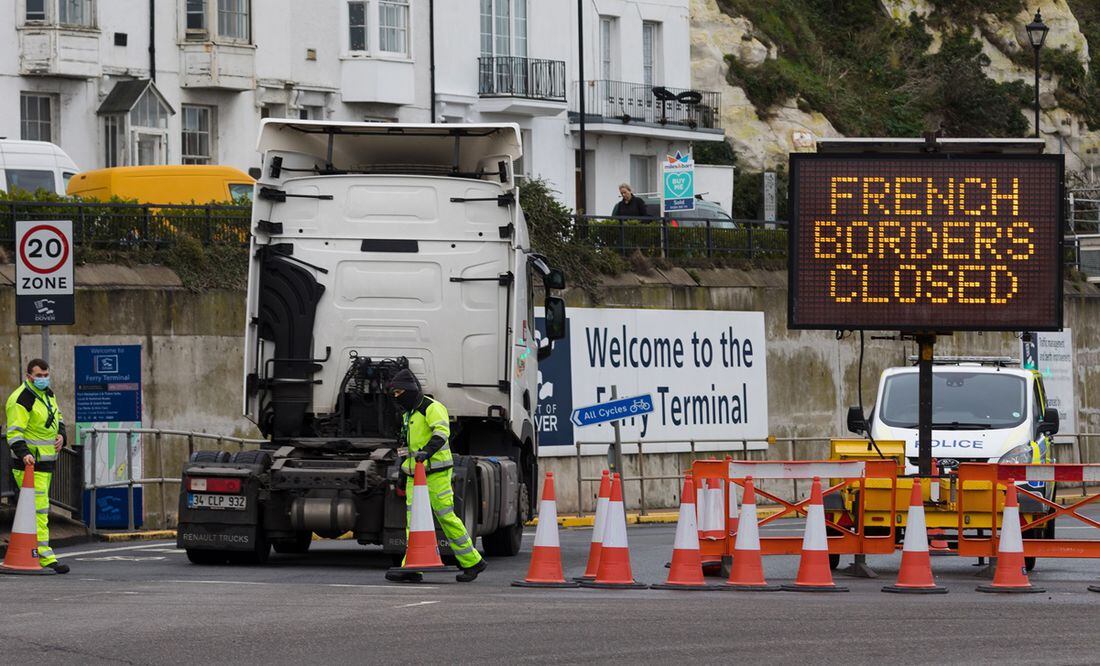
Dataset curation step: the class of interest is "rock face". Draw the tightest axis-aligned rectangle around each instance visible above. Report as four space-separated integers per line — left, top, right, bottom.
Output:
695 0 1100 173
690 0 840 171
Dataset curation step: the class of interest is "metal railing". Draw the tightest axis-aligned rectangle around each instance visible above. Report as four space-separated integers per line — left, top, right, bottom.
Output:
568 434 1097 516
1 443 82 517
0 200 252 249
82 427 264 533
576 214 788 259
571 79 722 131
478 56 566 101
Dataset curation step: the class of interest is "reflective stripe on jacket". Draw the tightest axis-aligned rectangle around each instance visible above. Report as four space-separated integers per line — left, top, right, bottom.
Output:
400 398 453 475
6 381 64 462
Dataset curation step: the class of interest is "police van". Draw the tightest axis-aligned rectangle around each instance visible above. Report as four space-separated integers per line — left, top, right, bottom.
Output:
841 356 1060 570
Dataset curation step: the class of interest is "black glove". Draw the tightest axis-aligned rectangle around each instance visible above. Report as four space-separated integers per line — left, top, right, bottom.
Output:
414 449 430 463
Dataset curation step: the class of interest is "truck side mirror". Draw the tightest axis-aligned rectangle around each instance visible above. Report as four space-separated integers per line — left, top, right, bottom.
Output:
846 406 867 435
1039 407 1059 436
543 297 566 341
543 268 566 291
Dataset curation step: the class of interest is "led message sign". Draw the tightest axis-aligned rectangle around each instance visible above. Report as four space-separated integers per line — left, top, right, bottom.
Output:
788 153 1064 331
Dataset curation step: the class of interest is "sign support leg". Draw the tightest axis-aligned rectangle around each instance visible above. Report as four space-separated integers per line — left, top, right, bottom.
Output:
917 334 935 478
607 385 624 481
41 325 50 364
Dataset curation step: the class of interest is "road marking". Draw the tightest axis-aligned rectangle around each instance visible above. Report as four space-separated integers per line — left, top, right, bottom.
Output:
74 555 167 562
7 612 43 619
58 543 168 557
162 580 270 586
325 583 439 590
396 600 440 608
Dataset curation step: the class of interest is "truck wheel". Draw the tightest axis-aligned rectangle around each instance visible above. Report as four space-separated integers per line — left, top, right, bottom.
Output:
186 549 228 565
231 450 273 468
482 482 528 557
272 532 312 554
189 450 231 463
829 553 840 570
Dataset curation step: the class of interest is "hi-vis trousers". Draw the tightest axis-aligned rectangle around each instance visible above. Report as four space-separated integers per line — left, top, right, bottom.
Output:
404 468 483 569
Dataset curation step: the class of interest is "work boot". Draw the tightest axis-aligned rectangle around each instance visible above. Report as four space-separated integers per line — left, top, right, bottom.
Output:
456 559 487 582
46 562 70 574
385 570 423 583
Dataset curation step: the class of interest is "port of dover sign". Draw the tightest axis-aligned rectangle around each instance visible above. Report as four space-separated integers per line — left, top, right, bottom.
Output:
535 307 768 456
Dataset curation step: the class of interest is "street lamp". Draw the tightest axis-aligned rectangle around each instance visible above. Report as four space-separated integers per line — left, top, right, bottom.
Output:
1026 9 1049 139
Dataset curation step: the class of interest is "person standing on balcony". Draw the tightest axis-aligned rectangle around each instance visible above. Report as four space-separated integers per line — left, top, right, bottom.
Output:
612 183 647 217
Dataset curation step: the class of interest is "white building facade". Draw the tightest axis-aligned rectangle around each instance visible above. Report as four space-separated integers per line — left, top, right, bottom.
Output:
1 0 721 212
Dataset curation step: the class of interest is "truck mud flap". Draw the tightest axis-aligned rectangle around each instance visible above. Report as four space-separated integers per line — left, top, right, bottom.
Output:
177 523 260 552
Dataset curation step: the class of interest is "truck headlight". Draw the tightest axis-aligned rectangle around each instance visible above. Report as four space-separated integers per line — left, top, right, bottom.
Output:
997 443 1033 465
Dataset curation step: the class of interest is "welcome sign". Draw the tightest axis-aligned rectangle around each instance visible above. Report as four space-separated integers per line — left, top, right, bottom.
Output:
535 308 768 456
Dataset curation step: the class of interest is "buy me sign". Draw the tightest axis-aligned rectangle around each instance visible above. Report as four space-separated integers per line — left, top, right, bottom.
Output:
16 220 75 325
788 154 1064 332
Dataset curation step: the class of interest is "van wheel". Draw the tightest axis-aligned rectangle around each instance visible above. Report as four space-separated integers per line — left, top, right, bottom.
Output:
829 553 840 570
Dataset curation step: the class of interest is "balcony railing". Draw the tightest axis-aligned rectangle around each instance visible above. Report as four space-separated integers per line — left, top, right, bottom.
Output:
571 80 722 131
478 56 567 101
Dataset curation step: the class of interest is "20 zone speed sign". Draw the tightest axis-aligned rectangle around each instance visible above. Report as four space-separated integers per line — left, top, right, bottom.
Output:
16 220 75 325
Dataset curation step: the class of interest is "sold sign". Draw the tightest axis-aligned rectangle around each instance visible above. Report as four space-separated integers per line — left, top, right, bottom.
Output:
16 219 75 325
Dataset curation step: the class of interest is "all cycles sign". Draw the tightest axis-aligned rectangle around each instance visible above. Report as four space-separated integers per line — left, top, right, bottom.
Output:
788 153 1064 331
15 220 75 325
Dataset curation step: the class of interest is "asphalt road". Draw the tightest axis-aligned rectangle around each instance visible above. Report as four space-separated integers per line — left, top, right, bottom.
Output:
2 514 1099 665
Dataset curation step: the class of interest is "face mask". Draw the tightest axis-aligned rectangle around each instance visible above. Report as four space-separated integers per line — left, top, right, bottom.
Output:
396 390 420 411
32 377 50 391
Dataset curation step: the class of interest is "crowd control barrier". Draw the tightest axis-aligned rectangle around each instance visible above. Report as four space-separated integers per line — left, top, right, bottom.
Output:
692 459 899 561
957 463 1100 559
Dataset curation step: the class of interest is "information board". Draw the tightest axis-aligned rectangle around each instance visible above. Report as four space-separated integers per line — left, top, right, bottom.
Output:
788 153 1064 331
75 345 142 422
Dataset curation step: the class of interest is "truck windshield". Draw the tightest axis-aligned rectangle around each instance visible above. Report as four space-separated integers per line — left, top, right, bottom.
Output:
879 372 1027 429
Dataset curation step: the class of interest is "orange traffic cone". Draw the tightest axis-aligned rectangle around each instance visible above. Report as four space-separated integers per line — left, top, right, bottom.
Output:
387 460 455 576
927 461 951 556
882 482 947 594
580 473 646 589
0 465 51 575
652 474 715 591
513 473 577 588
576 470 611 582
721 476 780 591
977 480 1044 593
702 478 725 540
695 475 707 544
782 477 848 592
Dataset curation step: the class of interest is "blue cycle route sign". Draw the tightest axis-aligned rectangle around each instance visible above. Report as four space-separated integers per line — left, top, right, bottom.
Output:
570 394 654 428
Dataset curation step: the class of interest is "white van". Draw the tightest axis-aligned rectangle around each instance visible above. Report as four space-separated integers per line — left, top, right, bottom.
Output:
0 139 80 196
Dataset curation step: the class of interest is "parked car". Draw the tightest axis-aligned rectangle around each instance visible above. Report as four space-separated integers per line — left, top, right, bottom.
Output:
67 165 254 204
0 139 80 196
643 197 735 228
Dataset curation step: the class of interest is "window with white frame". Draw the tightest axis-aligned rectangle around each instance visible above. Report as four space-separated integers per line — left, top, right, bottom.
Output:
378 0 409 55
20 93 55 143
629 154 655 195
102 85 172 167
600 16 616 80
642 22 659 87
24 0 95 26
182 105 215 165
58 0 94 26
185 0 205 30
217 0 248 41
348 1 367 52
480 0 526 58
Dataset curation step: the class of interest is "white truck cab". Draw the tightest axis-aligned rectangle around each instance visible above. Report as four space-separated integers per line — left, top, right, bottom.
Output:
861 358 1059 484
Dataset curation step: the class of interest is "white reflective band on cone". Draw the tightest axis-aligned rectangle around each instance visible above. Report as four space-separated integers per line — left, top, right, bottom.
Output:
591 496 609 545
801 503 828 552
999 506 1024 553
12 487 37 533
533 499 560 548
602 498 629 549
673 497 700 550
695 481 706 530
734 503 760 551
729 483 740 521
409 484 435 532
729 461 866 480
902 497 929 553
704 482 724 537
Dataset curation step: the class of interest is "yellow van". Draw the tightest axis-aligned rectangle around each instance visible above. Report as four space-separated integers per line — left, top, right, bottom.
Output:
66 165 254 204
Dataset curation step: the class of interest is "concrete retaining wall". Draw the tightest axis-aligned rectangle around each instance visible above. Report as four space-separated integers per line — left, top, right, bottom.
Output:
3 265 1098 516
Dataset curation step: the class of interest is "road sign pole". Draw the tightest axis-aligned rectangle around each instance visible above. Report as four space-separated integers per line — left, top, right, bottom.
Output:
607 386 624 480
41 325 49 364
917 334 935 477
